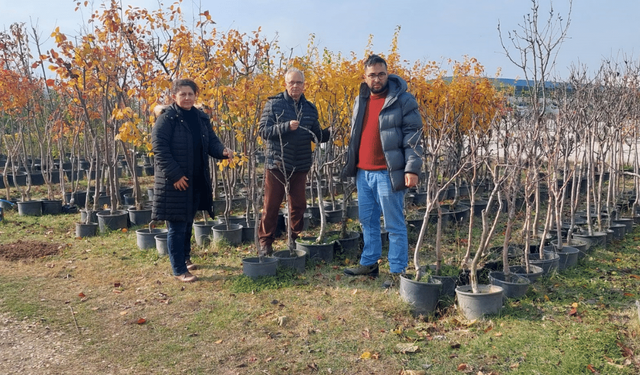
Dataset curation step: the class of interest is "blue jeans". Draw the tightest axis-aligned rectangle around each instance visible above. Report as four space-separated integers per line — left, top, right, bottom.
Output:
166 190 200 275
167 221 194 275
357 169 408 274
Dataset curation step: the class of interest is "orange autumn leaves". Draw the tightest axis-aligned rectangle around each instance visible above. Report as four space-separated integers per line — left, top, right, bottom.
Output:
411 57 507 139
1 1 505 160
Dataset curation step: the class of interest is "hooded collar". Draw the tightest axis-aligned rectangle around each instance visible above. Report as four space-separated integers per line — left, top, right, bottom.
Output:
170 102 207 119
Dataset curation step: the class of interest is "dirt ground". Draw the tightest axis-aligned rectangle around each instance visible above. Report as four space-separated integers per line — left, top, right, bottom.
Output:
0 312 82 374
0 241 97 374
0 240 63 261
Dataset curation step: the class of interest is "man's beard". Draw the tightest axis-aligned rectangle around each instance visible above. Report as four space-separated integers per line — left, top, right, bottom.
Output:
370 82 389 94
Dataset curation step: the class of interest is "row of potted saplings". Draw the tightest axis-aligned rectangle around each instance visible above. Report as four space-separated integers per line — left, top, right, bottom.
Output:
72 183 361 275
9 169 634 321
149 198 362 278
4 157 153 218
1 155 153 190
398 203 637 321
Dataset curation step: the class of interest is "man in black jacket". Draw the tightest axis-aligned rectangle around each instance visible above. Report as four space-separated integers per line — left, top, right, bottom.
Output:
257 68 331 256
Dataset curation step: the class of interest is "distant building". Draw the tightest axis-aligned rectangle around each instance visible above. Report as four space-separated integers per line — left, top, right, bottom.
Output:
489 78 570 96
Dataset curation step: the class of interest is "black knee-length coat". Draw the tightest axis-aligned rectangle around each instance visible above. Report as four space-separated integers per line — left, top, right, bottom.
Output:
151 103 227 222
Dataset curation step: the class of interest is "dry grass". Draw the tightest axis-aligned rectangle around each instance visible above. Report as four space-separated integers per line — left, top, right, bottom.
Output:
1 205 640 374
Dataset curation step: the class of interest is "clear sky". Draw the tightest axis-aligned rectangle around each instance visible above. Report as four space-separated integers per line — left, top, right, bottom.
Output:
1 0 638 80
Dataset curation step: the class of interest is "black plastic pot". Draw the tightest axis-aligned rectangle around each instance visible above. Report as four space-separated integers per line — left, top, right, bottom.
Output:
41 200 62 215
242 257 278 278
212 223 243 246
399 274 442 316
76 222 98 238
296 237 335 263
96 210 128 233
17 201 42 216
273 249 306 273
489 271 530 299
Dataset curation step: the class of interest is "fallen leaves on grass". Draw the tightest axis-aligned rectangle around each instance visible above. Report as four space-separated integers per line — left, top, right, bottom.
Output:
360 351 380 360
617 342 634 357
604 355 626 369
401 370 426 375
393 325 404 335
395 343 419 354
586 364 599 373
277 316 288 326
361 328 370 339
307 362 318 371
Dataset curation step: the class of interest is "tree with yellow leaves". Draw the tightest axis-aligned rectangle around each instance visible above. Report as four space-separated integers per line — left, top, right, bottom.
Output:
408 57 507 285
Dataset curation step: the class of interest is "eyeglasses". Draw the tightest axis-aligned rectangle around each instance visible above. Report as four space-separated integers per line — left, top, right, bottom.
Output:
366 72 387 81
286 80 304 86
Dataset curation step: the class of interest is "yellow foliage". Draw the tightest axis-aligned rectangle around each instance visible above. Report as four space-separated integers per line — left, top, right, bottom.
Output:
6 0 505 172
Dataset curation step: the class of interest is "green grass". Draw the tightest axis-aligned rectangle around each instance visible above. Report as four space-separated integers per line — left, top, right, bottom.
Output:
1 207 640 374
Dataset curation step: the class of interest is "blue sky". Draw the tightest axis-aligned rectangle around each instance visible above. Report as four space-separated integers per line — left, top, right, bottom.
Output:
1 0 638 80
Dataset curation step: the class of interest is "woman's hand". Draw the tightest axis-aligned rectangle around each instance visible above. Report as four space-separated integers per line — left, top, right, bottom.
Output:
223 148 233 158
174 176 189 191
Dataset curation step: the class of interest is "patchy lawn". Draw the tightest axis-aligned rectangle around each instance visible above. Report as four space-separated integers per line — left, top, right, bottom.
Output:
0 210 639 374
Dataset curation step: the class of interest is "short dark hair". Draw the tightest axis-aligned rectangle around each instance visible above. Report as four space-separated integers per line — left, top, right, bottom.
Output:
364 54 387 69
171 78 199 95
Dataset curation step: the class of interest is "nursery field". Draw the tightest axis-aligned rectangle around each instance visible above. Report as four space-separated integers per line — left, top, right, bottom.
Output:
1 201 640 375
3 1 640 373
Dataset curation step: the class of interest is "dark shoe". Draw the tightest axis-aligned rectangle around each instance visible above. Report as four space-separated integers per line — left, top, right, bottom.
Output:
382 272 405 289
175 271 197 282
344 263 379 277
259 243 273 257
186 260 197 271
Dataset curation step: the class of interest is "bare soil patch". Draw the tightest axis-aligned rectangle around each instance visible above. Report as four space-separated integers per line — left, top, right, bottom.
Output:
0 240 63 261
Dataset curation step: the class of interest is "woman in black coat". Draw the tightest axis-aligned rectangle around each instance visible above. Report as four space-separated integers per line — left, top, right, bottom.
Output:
152 79 230 282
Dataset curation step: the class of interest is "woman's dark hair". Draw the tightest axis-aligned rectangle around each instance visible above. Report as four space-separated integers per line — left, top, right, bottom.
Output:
364 54 387 69
171 78 199 95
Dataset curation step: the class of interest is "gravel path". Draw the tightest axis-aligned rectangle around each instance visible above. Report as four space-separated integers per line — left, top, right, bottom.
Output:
0 313 85 374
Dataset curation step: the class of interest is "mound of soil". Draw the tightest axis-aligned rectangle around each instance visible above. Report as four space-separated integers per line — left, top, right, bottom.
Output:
0 240 62 261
